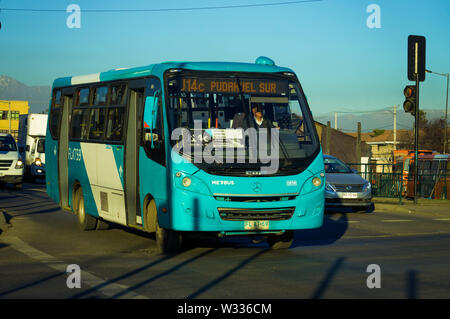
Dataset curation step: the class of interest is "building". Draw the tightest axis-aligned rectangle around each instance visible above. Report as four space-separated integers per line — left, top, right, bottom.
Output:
347 129 413 172
0 100 29 140
315 121 369 164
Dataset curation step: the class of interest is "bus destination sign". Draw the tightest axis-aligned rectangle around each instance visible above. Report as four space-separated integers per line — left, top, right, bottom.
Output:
179 78 288 95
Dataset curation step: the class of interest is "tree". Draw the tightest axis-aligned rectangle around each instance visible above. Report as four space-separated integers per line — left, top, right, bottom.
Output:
397 111 446 153
371 129 385 137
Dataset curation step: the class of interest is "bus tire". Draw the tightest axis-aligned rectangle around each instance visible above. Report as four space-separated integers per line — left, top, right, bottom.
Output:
96 219 110 230
267 231 294 250
75 187 97 231
154 208 182 254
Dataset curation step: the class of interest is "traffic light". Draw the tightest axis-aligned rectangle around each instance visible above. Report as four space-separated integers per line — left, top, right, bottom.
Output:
403 85 416 115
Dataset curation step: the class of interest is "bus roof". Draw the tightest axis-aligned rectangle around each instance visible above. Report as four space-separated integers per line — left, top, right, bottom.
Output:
52 59 295 89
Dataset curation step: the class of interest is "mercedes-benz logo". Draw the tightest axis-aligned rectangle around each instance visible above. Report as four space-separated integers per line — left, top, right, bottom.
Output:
253 182 262 193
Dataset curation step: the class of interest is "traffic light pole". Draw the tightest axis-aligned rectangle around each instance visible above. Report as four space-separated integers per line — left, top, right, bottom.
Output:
414 73 419 204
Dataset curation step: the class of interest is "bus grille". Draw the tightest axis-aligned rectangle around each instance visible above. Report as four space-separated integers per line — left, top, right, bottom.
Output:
214 195 296 202
0 160 13 170
218 207 295 221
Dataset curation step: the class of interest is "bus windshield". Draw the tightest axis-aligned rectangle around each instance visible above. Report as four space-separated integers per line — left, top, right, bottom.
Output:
165 72 319 176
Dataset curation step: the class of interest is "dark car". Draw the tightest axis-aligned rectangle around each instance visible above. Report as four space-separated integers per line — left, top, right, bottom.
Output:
324 155 372 212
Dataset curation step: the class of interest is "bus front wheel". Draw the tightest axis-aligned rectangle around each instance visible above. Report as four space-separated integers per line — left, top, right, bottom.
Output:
267 231 294 249
153 207 182 254
75 187 97 231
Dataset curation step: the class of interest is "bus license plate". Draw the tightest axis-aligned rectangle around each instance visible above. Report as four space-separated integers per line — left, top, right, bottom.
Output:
342 192 357 199
244 220 269 230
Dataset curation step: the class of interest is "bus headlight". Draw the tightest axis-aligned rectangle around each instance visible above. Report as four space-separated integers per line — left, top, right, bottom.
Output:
15 159 24 169
35 158 42 166
312 177 322 187
182 177 192 188
175 172 211 196
300 173 325 195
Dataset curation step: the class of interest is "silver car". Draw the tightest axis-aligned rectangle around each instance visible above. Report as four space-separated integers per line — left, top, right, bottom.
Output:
324 155 372 212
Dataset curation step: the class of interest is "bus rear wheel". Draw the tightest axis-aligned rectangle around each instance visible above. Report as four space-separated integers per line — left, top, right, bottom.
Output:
267 231 294 249
75 187 97 231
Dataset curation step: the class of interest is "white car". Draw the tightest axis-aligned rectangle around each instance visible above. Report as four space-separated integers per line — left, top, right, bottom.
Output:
0 134 24 189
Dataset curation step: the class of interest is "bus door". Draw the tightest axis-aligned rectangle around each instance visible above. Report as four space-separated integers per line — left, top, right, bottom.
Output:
58 90 74 209
124 80 146 226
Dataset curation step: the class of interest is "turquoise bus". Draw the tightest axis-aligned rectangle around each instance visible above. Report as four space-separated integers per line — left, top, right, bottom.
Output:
45 57 325 253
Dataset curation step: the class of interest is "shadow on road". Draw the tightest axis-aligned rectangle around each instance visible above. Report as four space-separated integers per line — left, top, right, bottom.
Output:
0 272 65 298
291 212 349 248
311 257 346 298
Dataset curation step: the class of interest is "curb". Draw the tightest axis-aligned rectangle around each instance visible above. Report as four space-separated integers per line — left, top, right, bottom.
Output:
372 199 450 207
374 203 417 214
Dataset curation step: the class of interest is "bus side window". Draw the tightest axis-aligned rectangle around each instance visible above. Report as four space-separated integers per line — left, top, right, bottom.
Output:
105 107 125 142
70 108 91 140
89 108 107 140
49 89 62 139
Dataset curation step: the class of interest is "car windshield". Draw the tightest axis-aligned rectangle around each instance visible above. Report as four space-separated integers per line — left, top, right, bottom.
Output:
0 136 17 152
324 157 353 174
165 72 319 175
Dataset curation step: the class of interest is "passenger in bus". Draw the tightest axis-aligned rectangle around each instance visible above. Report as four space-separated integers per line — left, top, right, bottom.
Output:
231 103 273 130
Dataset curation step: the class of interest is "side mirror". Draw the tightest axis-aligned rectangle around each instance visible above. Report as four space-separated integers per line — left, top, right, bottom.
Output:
144 132 159 143
143 91 160 149
351 168 358 174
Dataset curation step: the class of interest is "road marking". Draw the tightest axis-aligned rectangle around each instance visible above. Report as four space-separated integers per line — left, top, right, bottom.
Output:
381 219 414 223
2 236 148 299
433 218 450 221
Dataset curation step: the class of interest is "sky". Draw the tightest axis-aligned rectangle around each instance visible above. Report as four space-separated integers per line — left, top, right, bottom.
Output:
0 0 449 116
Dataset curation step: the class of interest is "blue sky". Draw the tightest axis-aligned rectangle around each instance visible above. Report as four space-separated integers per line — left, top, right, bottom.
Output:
0 0 449 116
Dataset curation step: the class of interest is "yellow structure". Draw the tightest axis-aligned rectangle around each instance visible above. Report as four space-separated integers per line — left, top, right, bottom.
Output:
0 100 29 140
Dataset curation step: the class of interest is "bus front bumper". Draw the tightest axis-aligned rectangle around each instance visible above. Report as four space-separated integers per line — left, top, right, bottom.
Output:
166 188 325 233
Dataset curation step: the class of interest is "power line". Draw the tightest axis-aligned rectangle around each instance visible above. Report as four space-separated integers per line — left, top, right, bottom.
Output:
0 1 322 13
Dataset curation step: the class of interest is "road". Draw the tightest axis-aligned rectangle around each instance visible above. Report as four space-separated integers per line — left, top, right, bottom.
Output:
1 182 450 299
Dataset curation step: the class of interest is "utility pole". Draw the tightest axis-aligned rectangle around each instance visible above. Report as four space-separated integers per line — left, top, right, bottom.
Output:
334 112 338 130
393 104 397 150
326 121 331 155
356 122 361 164
8 101 12 134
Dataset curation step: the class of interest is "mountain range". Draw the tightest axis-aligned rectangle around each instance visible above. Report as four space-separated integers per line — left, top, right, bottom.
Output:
0 75 446 133
0 75 51 113
313 107 446 133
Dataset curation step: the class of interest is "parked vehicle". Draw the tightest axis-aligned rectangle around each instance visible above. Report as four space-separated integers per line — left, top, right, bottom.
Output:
401 153 449 199
18 114 48 181
324 155 372 212
0 133 24 189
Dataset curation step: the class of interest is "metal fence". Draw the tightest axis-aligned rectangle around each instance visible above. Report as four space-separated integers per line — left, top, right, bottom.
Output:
347 163 449 200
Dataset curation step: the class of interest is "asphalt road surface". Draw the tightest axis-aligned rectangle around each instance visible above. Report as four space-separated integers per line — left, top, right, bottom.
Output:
1 182 450 299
